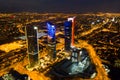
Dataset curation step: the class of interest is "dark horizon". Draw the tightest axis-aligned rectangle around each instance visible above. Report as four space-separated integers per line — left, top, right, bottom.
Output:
0 0 119 13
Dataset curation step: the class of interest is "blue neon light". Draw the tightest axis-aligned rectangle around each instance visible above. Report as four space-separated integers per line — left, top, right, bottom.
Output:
64 21 72 27
47 22 56 39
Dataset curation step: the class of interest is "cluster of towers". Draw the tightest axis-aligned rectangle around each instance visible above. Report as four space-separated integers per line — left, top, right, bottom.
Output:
25 17 76 67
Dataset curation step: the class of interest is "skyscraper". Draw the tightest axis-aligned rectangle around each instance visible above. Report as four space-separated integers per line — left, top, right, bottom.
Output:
64 21 72 51
47 22 56 59
25 25 39 67
68 17 75 47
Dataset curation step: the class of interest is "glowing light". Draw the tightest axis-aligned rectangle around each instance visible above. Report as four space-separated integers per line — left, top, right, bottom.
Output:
68 17 76 22
34 26 38 30
64 21 72 28
47 22 56 39
67 17 75 46
0 41 23 53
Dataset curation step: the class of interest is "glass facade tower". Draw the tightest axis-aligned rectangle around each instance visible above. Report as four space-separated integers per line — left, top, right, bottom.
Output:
25 25 39 67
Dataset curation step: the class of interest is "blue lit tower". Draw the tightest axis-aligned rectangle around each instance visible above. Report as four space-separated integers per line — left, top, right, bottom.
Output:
64 21 72 51
47 22 56 59
25 25 39 67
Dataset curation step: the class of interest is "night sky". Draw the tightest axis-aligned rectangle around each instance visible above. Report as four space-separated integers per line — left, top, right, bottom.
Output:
0 0 119 13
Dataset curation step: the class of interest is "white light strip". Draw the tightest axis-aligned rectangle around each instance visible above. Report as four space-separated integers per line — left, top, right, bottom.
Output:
68 17 75 22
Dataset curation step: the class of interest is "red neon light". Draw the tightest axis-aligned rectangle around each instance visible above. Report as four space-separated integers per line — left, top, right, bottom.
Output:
71 19 75 46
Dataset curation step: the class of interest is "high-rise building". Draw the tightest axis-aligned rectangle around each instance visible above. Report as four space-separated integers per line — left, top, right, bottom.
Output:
68 17 75 47
25 25 39 67
64 21 72 51
47 22 56 59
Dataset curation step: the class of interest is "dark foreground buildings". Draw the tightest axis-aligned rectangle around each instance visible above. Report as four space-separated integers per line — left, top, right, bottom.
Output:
50 48 96 79
0 69 28 80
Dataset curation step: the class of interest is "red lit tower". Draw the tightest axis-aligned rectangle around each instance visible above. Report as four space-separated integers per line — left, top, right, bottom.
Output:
68 17 75 47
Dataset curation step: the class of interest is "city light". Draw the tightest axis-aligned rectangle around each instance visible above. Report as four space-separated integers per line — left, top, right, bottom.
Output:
0 13 119 80
47 22 56 39
67 17 75 47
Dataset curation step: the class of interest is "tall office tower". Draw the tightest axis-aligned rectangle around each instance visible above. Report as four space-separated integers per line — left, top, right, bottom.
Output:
64 21 72 51
25 25 39 67
68 17 75 47
47 22 56 59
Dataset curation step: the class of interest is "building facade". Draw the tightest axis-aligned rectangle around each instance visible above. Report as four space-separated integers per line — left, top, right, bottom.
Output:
25 25 39 67
47 22 56 59
64 21 72 51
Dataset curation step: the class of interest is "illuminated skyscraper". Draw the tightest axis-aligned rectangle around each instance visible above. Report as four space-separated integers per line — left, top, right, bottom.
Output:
68 17 75 47
47 22 56 59
64 21 72 51
25 25 39 67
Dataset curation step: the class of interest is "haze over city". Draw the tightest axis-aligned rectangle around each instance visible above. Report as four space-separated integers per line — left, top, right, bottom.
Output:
0 0 119 13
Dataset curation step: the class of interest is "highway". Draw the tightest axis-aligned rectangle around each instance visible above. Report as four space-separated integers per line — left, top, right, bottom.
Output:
75 40 110 80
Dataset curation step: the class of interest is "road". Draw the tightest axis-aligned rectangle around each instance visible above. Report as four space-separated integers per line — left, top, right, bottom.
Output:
75 40 110 80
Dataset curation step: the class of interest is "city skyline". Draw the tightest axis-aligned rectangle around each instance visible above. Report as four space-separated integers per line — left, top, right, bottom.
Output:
0 0 119 13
